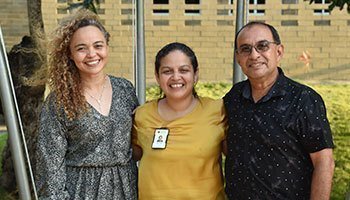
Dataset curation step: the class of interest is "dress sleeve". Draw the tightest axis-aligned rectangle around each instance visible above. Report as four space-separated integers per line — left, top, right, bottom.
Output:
35 93 69 200
124 78 139 109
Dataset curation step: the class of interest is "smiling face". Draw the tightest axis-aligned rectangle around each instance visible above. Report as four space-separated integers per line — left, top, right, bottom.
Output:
69 25 108 77
156 50 198 101
236 24 284 82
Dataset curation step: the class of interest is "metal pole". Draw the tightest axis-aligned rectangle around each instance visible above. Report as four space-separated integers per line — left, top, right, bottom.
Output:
245 0 249 24
233 0 246 84
0 27 32 199
135 0 146 105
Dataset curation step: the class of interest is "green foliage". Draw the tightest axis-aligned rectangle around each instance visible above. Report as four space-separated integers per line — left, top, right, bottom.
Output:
0 133 9 200
0 133 7 176
0 188 16 200
305 83 350 137
195 82 231 99
146 84 161 101
332 136 350 199
307 0 350 13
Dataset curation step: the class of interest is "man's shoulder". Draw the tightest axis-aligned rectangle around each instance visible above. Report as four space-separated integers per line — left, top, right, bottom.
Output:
282 75 324 104
285 76 321 96
223 81 246 100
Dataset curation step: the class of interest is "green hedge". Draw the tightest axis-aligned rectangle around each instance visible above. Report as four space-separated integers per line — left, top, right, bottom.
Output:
305 83 350 137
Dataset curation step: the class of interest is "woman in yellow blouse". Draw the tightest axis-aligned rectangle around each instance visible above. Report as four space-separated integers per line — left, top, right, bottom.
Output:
132 42 227 200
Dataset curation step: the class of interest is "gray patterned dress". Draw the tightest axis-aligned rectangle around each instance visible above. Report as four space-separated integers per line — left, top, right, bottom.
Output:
35 76 138 200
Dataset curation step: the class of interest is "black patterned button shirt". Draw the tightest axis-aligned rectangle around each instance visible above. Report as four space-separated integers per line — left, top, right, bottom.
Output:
223 68 334 200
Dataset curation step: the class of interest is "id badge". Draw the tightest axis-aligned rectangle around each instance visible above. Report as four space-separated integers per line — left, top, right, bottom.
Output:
152 128 169 149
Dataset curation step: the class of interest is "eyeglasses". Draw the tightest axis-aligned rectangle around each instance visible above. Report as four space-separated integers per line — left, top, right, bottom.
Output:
236 40 279 56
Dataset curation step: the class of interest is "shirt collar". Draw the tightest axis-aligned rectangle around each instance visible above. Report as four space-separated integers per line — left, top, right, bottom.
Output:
242 67 288 103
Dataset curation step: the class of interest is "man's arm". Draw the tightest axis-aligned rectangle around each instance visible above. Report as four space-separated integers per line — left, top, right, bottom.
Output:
309 148 335 200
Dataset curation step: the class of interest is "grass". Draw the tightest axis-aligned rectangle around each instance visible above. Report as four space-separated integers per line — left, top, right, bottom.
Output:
0 133 7 175
0 133 11 200
332 136 350 199
303 83 350 199
305 83 350 137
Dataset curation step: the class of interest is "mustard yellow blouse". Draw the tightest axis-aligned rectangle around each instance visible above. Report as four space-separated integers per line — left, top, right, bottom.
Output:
133 97 227 200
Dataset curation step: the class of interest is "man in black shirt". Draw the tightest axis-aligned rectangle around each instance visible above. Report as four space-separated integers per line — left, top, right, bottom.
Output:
223 21 334 200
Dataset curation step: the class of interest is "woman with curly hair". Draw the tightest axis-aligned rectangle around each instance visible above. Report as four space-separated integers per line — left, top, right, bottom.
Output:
35 9 138 199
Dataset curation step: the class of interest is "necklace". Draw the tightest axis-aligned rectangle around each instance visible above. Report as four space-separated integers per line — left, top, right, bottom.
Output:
85 76 107 112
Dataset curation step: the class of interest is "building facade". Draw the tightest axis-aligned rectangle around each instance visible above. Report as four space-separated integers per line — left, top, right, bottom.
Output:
1 0 349 83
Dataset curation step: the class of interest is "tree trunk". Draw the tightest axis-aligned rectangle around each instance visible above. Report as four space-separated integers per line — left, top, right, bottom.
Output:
0 36 46 195
27 0 45 40
0 0 46 195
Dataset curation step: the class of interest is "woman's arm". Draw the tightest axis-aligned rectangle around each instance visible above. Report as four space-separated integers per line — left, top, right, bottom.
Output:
35 95 69 199
132 144 143 161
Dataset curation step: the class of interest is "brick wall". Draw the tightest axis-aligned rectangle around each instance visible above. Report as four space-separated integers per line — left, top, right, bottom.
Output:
3 0 350 83
0 0 29 52
248 1 350 81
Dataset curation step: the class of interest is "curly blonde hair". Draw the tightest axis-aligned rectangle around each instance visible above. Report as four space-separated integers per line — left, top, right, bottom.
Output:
48 9 110 120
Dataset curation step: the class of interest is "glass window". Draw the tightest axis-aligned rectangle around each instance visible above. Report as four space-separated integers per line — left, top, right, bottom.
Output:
281 9 298 15
185 9 201 15
153 9 169 15
217 0 234 4
217 9 234 16
121 0 132 4
313 0 330 15
153 20 169 26
249 9 265 16
314 0 330 3
185 20 201 26
282 0 298 4
314 20 330 26
121 9 133 15
185 0 200 4
249 0 265 4
281 20 298 26
249 0 265 16
153 0 169 4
